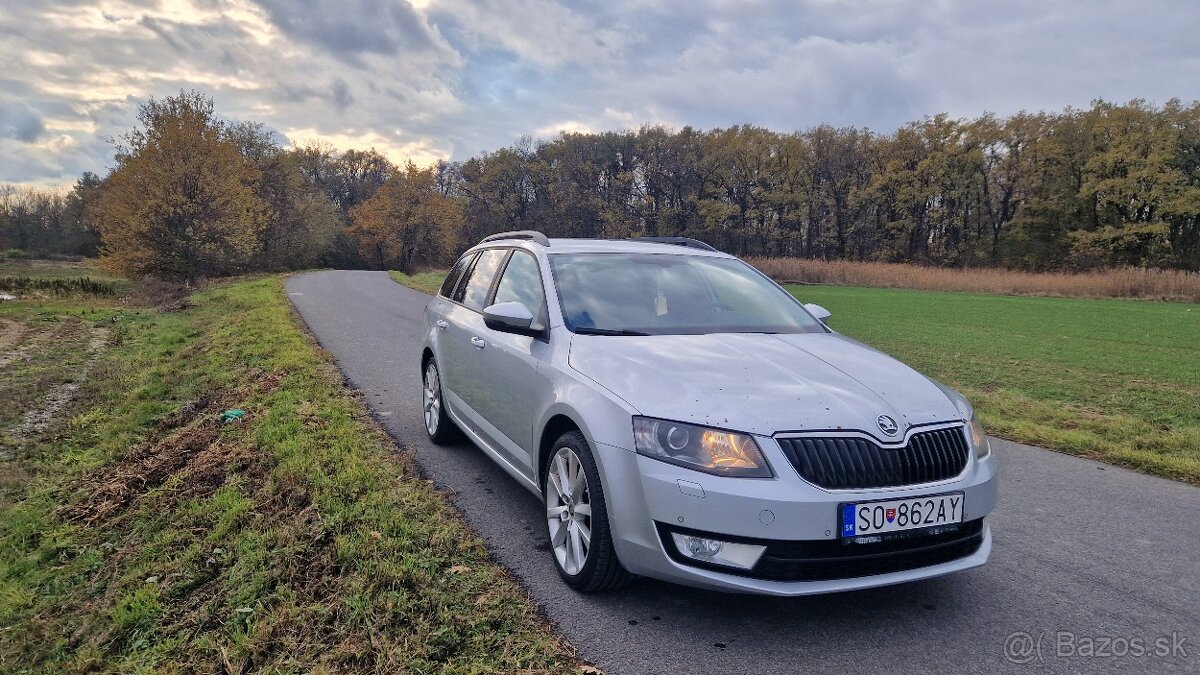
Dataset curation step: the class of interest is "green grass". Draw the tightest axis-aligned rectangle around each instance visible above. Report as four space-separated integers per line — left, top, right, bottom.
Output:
789 285 1200 483
0 275 581 673
388 270 447 295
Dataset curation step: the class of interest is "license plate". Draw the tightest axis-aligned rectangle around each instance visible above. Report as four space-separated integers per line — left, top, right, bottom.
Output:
841 493 964 537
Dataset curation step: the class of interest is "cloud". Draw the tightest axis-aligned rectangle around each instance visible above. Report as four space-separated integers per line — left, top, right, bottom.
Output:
331 78 354 112
255 0 459 67
2 0 1198 186
0 100 46 142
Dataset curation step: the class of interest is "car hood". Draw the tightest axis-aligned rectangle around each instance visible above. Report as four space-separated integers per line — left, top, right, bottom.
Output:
568 332 962 439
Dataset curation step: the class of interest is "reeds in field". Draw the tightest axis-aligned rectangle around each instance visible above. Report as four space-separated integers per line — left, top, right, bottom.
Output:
0 275 115 297
745 258 1200 303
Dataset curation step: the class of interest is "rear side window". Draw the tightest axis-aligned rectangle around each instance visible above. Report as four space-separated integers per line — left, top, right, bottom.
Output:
492 250 546 330
440 252 477 298
458 248 508 310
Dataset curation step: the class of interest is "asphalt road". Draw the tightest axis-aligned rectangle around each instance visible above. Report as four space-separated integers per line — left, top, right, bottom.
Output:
287 270 1199 675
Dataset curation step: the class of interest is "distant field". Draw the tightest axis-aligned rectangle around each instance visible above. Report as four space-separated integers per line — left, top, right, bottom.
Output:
790 285 1200 483
750 257 1200 303
0 258 129 298
0 257 121 280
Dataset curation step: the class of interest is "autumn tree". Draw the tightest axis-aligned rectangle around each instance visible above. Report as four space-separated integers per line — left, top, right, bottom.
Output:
93 91 268 282
253 152 340 270
348 163 464 272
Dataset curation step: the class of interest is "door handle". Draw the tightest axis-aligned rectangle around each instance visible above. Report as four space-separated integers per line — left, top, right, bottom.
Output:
435 319 448 330
470 336 486 349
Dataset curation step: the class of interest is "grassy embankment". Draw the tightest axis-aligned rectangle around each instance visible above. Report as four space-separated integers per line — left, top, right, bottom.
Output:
0 261 580 673
388 270 447 296
389 268 1199 483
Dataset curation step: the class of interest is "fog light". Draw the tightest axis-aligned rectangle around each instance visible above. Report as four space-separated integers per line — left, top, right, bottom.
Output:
686 536 723 557
670 533 766 570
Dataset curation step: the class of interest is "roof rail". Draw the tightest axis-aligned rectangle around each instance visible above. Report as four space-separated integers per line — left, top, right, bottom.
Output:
628 236 719 252
480 230 550 246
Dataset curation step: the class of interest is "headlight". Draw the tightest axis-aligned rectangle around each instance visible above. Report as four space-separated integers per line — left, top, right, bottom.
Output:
633 417 772 477
969 413 990 459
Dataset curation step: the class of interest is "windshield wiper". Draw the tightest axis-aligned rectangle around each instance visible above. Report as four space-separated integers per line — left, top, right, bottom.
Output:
572 327 652 336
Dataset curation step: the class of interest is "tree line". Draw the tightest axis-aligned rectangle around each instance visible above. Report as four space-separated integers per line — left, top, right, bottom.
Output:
0 176 102 258
3 91 1197 280
452 101 1200 271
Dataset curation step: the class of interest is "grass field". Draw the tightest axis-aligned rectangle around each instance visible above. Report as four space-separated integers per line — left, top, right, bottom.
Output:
389 269 1200 483
388 270 447 295
0 266 581 672
790 285 1200 483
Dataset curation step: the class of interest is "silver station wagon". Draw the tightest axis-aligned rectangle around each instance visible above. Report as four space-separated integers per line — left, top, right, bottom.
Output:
420 231 997 595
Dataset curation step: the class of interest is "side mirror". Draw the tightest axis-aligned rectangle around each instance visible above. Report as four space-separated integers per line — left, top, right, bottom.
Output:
804 303 831 323
483 301 539 336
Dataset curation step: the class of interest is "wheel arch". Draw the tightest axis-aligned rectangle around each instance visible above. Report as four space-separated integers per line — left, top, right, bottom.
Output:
538 413 582 490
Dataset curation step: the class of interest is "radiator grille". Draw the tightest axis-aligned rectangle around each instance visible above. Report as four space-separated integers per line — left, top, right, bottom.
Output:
777 426 970 489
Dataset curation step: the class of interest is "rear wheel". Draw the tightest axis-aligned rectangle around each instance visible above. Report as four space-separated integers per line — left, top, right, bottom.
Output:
544 430 630 592
422 360 460 444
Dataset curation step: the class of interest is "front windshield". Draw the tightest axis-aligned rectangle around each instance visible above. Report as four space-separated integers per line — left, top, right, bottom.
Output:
549 253 826 335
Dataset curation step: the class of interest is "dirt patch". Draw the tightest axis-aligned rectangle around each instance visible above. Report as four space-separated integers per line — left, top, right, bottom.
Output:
0 319 53 369
8 326 111 442
0 318 28 351
60 370 283 526
63 416 225 525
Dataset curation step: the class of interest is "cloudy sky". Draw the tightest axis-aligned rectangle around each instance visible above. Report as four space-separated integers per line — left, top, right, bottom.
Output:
1 0 1196 187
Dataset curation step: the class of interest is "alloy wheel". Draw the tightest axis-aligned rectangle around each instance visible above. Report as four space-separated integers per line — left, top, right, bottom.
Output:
422 362 441 436
546 446 593 575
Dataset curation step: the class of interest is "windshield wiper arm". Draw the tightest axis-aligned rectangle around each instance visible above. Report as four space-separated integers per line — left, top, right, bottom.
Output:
572 327 651 336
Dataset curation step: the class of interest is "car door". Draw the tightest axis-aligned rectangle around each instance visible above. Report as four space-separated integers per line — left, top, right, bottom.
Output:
427 249 475 378
440 247 508 433
472 249 552 475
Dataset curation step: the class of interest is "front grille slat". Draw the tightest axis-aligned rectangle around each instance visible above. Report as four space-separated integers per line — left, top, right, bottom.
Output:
834 438 858 486
938 430 958 477
778 426 970 489
934 430 954 478
919 433 938 483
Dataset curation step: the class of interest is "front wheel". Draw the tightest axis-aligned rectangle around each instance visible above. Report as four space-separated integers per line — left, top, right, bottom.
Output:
544 430 630 592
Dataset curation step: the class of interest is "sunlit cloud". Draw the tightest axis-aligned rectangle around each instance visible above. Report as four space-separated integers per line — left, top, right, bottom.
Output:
282 128 449 167
534 120 594 137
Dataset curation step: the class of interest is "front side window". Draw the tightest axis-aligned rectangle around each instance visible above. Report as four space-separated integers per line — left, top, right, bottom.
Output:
440 252 477 298
492 250 546 330
458 248 508 310
549 253 826 335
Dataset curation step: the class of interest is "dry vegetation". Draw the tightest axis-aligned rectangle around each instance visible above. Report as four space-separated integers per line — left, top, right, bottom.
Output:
748 257 1200 303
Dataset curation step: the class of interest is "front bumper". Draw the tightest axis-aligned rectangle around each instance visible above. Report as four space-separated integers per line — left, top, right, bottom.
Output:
594 437 998 596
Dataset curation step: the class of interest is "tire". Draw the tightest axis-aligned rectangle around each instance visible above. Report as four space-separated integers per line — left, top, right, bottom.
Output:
544 430 631 592
421 359 461 445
